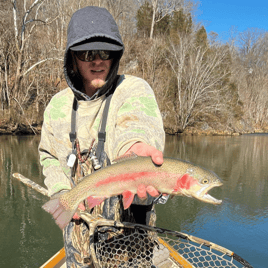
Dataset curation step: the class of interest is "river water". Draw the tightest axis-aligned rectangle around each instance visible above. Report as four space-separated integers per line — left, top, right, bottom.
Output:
0 134 267 268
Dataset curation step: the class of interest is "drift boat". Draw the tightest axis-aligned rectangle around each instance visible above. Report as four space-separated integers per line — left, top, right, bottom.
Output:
40 214 253 268
40 243 187 268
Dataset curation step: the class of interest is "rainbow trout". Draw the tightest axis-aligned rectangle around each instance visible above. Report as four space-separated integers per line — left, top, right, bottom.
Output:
42 155 222 229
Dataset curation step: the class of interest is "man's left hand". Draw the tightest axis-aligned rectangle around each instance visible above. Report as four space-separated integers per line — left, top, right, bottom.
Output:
125 142 163 166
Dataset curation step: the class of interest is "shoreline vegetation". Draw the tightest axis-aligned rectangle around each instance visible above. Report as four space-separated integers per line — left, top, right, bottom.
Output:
0 115 267 136
1 125 267 136
1 1 267 137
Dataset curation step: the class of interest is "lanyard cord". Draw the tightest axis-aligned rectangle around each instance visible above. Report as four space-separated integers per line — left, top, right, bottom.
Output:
70 97 78 155
67 98 78 185
95 93 112 162
69 75 120 170
69 93 112 159
69 95 111 157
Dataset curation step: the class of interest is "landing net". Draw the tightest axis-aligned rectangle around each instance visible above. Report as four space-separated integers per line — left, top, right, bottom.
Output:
86 219 253 268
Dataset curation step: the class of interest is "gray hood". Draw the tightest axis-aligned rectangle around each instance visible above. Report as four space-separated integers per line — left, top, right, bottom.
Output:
64 6 124 100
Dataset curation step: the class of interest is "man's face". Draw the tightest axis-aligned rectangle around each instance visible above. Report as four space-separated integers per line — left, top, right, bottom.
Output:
75 53 113 97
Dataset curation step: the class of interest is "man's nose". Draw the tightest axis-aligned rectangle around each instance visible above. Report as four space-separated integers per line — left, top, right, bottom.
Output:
92 54 103 64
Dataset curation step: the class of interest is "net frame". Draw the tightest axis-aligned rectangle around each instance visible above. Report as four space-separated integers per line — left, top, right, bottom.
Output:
79 211 253 268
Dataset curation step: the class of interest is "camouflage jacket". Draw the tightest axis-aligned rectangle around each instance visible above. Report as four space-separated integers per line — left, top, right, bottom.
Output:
39 74 165 197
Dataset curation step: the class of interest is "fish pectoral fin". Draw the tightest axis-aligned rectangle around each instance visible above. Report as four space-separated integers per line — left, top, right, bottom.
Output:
87 196 106 209
122 190 135 209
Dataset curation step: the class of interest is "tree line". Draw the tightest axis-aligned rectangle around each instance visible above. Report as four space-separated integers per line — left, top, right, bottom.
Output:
0 0 267 134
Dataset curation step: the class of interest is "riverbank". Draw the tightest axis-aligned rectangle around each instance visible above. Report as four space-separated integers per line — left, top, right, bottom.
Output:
0 121 42 135
164 120 268 136
170 127 268 136
0 106 43 135
1 119 267 136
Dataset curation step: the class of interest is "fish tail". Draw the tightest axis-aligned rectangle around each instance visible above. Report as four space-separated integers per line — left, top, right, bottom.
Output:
42 196 76 230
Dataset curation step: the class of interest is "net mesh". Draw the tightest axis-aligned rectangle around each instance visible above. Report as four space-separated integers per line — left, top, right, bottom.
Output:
93 225 247 268
159 233 246 268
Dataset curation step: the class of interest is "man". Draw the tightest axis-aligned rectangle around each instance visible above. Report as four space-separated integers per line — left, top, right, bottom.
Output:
39 6 165 267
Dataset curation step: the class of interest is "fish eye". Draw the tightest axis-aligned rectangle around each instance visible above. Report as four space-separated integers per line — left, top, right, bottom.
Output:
201 178 209 184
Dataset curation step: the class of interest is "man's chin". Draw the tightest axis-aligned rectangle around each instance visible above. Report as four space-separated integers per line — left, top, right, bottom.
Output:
91 79 106 89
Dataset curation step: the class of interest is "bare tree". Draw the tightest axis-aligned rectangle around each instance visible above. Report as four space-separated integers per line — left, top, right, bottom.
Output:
166 34 230 132
0 30 12 108
231 29 268 128
10 0 60 100
104 0 139 39
146 0 192 39
0 2 14 109
136 38 170 97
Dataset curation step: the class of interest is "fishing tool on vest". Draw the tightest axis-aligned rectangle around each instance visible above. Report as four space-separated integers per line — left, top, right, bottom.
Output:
75 138 101 171
153 193 169 205
90 153 102 171
68 93 108 174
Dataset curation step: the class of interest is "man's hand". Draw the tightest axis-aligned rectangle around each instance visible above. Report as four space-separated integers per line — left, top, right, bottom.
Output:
125 142 163 166
125 142 163 200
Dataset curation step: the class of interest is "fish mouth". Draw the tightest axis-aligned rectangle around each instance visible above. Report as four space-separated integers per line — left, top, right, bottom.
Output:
194 182 223 205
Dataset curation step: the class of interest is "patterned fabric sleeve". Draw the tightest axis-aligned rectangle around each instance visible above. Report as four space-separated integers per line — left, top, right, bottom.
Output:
108 75 165 160
38 101 72 196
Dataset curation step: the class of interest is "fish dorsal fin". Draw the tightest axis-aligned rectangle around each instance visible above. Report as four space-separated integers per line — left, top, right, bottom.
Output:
113 152 138 163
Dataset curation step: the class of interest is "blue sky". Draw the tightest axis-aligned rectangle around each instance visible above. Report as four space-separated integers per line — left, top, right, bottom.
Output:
196 0 268 41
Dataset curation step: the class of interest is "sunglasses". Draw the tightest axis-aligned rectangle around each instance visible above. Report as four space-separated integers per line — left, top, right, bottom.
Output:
74 50 112 62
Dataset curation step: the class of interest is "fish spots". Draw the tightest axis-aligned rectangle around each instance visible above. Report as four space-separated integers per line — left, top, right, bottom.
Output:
174 174 198 192
60 197 70 210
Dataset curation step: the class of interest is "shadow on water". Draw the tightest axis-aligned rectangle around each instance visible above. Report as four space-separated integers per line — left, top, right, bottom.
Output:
156 134 268 268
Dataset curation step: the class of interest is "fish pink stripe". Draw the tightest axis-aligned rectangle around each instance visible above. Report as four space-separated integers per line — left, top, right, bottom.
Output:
94 171 158 187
